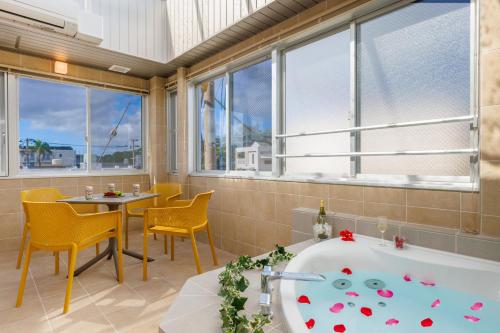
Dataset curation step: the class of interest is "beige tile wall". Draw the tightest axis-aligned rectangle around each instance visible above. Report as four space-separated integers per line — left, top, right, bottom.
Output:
185 177 488 256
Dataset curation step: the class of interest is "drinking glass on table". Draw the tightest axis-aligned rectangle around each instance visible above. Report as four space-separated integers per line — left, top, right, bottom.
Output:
377 216 388 246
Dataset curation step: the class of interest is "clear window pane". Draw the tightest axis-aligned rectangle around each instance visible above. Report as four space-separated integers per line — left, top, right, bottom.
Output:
357 0 471 176
284 29 351 177
230 60 272 172
90 89 143 170
168 91 177 172
19 77 86 173
197 76 226 171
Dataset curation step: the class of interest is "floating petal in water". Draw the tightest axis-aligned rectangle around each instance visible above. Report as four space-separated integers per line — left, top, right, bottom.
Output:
431 299 441 308
342 267 353 275
386 318 400 326
298 295 311 304
470 302 483 311
403 274 412 282
305 319 315 329
360 307 372 317
377 289 394 298
464 315 480 323
420 318 433 327
333 324 346 332
420 281 436 287
330 303 344 313
345 291 359 297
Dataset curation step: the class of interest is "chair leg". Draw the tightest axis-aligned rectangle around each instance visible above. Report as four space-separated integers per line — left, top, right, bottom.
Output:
16 242 33 308
116 232 124 284
95 243 100 256
54 251 60 275
16 223 29 269
125 216 129 250
190 231 202 274
164 236 168 255
143 227 149 281
170 236 175 261
64 245 77 314
206 224 218 266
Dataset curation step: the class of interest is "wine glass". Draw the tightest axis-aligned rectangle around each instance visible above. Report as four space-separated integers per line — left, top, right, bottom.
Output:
377 216 388 246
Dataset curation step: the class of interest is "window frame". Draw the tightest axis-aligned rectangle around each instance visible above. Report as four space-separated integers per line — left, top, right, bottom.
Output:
0 71 8 176
5 73 148 177
188 0 478 191
167 89 178 173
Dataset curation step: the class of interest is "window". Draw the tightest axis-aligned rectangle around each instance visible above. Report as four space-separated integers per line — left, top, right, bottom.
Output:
19 77 87 173
0 72 7 176
16 76 145 175
167 90 177 172
230 60 272 173
90 88 143 170
191 0 476 189
284 29 351 178
357 0 471 177
197 76 226 172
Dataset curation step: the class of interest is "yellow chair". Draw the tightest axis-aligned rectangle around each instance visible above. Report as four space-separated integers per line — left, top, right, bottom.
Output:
16 201 123 314
125 183 182 250
17 188 100 273
142 191 218 280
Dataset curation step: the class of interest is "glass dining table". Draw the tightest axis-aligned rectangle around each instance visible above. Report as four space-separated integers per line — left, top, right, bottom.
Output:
58 192 159 278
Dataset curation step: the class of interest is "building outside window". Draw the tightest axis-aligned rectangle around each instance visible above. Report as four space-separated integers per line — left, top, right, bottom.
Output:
16 76 145 175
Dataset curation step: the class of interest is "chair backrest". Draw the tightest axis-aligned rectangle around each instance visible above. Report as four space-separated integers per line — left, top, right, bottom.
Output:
22 201 79 246
21 187 97 216
150 183 182 207
21 188 64 202
188 191 213 226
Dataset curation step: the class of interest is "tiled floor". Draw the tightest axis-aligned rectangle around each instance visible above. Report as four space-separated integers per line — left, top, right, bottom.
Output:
0 229 236 333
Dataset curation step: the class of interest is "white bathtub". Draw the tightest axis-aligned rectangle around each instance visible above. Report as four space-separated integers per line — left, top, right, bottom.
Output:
280 235 500 333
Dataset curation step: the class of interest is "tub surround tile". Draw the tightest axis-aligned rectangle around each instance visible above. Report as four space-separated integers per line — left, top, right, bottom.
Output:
481 215 500 237
457 234 500 262
329 184 363 201
461 212 480 235
363 187 405 205
407 189 460 210
406 207 460 229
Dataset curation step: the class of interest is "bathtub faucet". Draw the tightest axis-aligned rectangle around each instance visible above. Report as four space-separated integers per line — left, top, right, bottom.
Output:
260 265 326 316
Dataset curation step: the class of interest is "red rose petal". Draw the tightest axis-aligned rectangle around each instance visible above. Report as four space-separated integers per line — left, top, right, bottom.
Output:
420 281 436 287
431 299 441 308
360 307 372 317
342 267 353 275
403 274 412 282
464 315 480 323
470 302 483 311
330 303 344 313
298 295 311 304
377 289 394 298
305 319 315 329
345 291 359 297
386 318 399 326
421 318 433 327
333 324 346 332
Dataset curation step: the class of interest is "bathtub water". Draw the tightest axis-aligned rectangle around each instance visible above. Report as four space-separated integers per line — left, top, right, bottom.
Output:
280 235 500 333
295 270 500 332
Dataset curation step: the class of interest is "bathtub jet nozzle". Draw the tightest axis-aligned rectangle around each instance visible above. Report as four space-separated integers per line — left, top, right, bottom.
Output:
260 266 326 317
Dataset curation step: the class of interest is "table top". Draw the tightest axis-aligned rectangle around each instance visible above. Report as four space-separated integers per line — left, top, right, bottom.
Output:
58 192 159 205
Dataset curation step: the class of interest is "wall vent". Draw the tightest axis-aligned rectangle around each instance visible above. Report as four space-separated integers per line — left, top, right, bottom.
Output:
108 64 130 73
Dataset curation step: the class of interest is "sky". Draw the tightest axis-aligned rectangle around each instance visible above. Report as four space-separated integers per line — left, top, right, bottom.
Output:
19 78 142 157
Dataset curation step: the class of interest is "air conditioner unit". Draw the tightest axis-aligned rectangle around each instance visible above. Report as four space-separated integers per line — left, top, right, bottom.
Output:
0 0 79 38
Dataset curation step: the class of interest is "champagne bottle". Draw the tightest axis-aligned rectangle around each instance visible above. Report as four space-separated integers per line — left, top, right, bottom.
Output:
316 200 328 239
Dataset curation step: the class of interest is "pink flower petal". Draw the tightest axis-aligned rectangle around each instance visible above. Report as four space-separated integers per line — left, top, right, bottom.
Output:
345 291 359 297
403 274 412 282
431 299 441 308
464 315 480 323
420 281 436 287
330 303 344 314
377 289 394 298
470 302 483 311
386 318 399 326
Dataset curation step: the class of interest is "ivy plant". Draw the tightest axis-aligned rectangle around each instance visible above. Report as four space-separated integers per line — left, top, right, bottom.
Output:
218 245 294 333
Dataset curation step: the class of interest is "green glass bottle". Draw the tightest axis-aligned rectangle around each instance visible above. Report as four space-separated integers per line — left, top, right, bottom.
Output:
316 200 329 240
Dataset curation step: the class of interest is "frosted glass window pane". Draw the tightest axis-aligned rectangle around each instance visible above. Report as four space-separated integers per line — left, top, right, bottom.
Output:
0 73 6 176
357 0 471 176
197 76 226 171
284 29 351 177
230 60 272 172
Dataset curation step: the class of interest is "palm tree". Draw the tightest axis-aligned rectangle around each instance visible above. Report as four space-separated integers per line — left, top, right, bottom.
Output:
32 139 51 167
